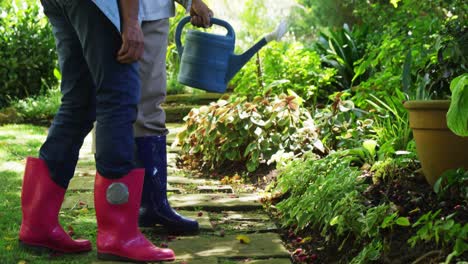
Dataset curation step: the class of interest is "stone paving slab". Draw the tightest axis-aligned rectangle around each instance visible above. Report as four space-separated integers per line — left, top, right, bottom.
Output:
174 257 218 264
168 176 220 186
167 194 262 211
167 233 289 259
71 167 184 177
63 193 262 211
68 176 182 194
168 152 178 160
215 220 277 233
197 185 234 193
234 258 292 264
93 259 218 264
168 145 181 153
93 258 291 264
210 211 277 233
215 211 271 222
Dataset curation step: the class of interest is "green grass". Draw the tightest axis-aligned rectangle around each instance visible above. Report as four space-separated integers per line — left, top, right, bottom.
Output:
0 124 98 263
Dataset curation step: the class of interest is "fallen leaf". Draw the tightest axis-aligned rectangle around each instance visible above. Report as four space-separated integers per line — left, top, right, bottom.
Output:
67 225 75 236
292 248 303 255
236 235 251 244
409 208 420 215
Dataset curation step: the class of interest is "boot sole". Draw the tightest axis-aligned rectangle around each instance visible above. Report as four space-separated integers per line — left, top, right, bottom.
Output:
98 252 175 263
139 219 200 235
19 240 91 255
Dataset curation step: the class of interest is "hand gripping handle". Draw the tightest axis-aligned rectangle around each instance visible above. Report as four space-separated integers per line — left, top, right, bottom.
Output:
175 16 236 57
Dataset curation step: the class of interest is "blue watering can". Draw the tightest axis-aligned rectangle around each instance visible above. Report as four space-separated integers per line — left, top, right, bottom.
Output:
175 17 287 93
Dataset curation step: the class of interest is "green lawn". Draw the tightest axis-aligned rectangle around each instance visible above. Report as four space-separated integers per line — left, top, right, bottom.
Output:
0 124 98 263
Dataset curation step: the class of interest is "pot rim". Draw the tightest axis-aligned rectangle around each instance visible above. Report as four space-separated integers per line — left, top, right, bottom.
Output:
403 100 450 110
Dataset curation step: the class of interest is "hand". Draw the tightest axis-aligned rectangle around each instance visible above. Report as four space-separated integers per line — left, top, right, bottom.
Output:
117 20 144 64
190 0 213 28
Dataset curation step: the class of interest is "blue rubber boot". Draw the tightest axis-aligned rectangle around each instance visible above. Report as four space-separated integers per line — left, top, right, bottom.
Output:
135 136 199 234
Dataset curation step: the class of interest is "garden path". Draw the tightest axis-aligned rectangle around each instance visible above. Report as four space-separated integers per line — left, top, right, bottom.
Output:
65 123 291 264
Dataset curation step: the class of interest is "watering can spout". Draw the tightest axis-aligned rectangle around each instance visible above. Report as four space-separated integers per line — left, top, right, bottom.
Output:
226 38 268 82
226 20 289 82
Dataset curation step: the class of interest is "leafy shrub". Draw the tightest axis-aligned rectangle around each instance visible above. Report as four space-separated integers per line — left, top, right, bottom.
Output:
0 2 57 107
314 92 375 150
176 92 325 173
273 153 389 238
408 210 468 263
231 42 336 105
272 152 403 263
9 87 61 125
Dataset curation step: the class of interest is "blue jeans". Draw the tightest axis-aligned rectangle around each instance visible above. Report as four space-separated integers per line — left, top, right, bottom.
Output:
39 0 140 188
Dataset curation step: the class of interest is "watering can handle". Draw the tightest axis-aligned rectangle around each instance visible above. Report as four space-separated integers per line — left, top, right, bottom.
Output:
175 16 236 57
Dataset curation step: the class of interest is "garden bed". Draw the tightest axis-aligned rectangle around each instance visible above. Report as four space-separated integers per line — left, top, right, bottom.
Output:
268 168 467 264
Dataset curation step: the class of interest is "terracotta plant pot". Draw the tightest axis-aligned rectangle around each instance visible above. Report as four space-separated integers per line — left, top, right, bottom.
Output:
404 100 468 186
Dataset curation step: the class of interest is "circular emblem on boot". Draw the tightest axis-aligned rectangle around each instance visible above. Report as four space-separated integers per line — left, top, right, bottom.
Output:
106 183 129 205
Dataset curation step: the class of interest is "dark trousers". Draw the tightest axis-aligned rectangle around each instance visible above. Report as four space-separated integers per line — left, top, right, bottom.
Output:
39 0 140 188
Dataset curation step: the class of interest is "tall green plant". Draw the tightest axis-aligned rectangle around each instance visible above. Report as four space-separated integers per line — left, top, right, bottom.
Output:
314 24 368 90
351 0 467 107
366 91 412 157
0 2 57 107
166 6 188 94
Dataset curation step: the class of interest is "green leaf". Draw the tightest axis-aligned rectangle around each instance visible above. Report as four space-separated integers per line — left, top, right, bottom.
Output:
433 175 443 194
330 216 340 226
381 213 398 228
390 0 401 8
395 217 411 227
53 68 62 81
454 237 468 255
297 212 310 228
244 142 257 157
246 159 259 172
447 74 468 136
265 79 291 90
363 139 378 157
225 150 238 160
402 49 412 92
